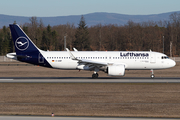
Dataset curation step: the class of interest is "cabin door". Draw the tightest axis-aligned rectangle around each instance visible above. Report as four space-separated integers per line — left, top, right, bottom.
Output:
150 52 156 63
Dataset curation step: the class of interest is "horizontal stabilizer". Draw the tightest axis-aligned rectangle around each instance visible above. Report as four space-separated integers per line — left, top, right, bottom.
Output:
6 52 30 60
6 53 17 60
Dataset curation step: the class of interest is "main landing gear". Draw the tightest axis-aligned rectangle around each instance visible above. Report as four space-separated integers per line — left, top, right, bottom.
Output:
92 67 99 79
150 69 155 78
92 72 99 79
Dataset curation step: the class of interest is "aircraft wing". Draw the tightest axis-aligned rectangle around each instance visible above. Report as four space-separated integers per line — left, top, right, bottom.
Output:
78 59 107 66
66 48 108 66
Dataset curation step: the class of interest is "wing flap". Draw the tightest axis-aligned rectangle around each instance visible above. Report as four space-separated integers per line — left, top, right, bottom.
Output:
79 59 107 66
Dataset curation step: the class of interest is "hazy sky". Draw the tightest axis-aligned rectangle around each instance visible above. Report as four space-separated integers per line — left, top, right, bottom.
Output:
1 0 180 17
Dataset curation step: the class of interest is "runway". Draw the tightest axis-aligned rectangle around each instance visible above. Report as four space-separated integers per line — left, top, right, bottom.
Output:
0 116 178 120
0 77 180 83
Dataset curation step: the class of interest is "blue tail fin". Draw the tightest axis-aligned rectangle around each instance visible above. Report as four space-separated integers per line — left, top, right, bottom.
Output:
9 24 39 55
9 24 51 67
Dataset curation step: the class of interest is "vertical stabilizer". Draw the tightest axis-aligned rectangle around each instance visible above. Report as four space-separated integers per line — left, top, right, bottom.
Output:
9 24 39 55
9 24 51 67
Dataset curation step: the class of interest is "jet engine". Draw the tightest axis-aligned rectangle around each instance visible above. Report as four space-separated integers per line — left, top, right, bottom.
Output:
108 64 125 76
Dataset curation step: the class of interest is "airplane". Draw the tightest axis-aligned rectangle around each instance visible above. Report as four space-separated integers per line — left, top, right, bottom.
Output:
6 24 176 79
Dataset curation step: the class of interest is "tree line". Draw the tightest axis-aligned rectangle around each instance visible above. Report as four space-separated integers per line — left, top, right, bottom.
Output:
0 13 180 57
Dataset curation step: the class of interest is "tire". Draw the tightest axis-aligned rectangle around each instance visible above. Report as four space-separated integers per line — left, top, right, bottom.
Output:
92 73 98 79
151 74 155 79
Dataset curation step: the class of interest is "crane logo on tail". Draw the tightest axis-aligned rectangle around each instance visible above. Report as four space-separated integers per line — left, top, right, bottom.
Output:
15 37 29 51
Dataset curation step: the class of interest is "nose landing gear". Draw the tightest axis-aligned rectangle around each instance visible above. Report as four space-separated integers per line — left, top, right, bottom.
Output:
150 69 155 78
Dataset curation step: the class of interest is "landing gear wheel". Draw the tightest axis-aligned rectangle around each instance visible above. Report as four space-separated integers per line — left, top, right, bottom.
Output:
92 73 98 79
150 69 155 79
96 73 99 77
151 74 155 79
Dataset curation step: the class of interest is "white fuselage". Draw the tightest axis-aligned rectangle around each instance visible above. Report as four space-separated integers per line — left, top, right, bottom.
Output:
40 50 176 70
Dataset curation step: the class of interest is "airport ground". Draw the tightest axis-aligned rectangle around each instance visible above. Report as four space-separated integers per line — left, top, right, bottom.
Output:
0 61 180 78
0 62 180 118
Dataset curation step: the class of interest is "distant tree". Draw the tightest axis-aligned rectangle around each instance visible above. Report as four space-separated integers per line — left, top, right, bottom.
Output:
169 13 180 56
41 25 51 50
22 25 28 34
40 25 58 51
13 21 17 24
51 30 58 50
39 19 44 28
29 16 39 45
29 16 39 27
0 26 12 55
0 31 3 55
73 15 90 50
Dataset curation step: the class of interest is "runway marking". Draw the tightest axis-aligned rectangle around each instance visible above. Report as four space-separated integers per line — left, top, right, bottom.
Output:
0 79 13 80
0 78 180 83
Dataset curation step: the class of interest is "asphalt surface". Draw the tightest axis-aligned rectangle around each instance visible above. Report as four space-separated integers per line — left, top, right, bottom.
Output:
0 77 180 83
1 78 180 119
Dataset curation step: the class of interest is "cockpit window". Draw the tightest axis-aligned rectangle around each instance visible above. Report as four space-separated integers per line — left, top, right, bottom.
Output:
161 56 169 59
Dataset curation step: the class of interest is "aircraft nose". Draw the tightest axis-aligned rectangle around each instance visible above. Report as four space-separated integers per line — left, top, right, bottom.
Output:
172 60 176 67
170 59 176 67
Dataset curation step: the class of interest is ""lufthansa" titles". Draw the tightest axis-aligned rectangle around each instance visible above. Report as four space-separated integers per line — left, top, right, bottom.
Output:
120 52 149 57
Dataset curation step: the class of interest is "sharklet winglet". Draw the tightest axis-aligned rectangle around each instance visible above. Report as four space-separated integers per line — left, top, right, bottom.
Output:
66 48 78 60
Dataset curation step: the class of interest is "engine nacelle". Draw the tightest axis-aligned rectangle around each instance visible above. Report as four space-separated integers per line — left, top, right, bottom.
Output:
108 64 125 76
